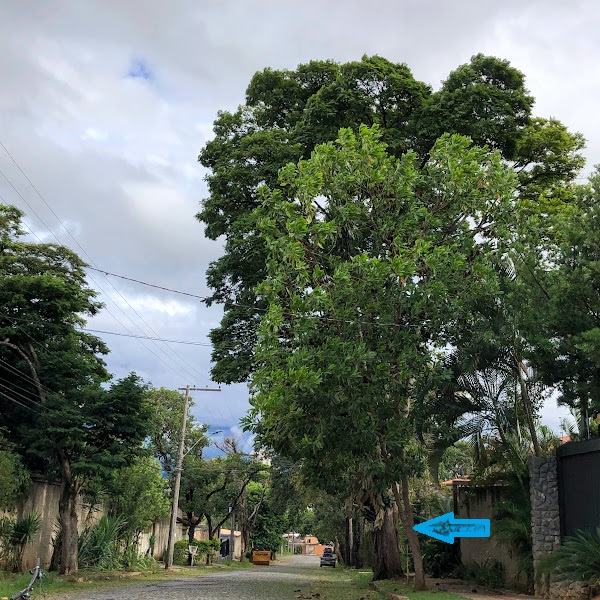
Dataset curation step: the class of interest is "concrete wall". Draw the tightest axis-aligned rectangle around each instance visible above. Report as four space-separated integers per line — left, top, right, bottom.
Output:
1 480 189 569
0 479 107 569
454 483 524 587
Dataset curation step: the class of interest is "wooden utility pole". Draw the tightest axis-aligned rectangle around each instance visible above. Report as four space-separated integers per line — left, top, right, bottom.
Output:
165 385 221 570
229 505 235 561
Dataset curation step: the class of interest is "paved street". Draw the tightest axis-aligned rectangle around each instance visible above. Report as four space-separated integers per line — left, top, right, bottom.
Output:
52 555 324 600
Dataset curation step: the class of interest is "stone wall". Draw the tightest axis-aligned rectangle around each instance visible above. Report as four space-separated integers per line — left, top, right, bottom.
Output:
529 456 561 569
529 456 590 600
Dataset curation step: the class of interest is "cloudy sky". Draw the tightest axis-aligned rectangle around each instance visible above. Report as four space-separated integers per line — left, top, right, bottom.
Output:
1 0 598 446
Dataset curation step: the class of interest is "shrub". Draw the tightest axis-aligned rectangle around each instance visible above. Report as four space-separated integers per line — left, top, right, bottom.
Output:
172 539 221 566
0 512 41 572
421 537 461 578
78 515 127 571
454 559 505 588
538 526 600 588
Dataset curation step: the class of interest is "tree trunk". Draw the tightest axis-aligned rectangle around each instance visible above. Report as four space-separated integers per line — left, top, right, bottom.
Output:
348 517 354 566
351 516 364 568
187 512 197 543
579 391 590 439
393 480 426 590
341 517 351 565
371 505 404 581
516 360 541 455
427 449 443 487
58 455 79 575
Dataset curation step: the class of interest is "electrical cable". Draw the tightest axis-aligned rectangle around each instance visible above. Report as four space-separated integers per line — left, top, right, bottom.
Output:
0 156 215 387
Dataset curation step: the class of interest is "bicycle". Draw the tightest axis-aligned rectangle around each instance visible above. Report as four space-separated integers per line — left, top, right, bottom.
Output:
10 558 43 600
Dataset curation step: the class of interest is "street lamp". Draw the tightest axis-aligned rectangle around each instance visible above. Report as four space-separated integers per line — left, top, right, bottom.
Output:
184 430 222 458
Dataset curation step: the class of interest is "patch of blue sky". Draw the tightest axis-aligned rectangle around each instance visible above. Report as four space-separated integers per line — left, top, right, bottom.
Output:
127 58 154 82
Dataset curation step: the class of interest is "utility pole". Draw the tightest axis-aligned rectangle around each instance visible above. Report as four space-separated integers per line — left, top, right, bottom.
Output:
165 385 221 570
229 505 235 561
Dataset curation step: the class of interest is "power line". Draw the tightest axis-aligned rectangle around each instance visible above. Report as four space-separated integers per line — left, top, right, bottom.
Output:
1 315 215 347
86 266 210 300
0 379 46 412
0 374 47 410
0 159 215 388
0 357 49 393
0 145 238 428
0 389 37 414
87 265 422 329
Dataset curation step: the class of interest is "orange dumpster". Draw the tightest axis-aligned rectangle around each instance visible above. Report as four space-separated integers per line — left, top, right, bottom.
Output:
252 551 271 565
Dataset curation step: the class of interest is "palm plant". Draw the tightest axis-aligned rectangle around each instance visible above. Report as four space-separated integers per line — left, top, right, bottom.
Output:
538 526 600 588
0 512 42 572
492 475 533 590
78 515 127 570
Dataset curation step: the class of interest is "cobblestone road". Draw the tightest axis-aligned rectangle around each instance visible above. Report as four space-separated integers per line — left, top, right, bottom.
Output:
52 555 323 600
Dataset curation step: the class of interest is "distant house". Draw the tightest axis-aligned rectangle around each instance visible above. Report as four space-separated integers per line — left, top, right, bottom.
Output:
283 533 329 556
219 528 243 560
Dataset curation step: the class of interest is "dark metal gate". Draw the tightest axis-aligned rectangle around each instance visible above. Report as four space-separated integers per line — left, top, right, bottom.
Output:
557 437 600 538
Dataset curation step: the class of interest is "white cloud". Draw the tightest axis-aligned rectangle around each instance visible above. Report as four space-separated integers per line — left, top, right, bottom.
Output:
1 0 598 432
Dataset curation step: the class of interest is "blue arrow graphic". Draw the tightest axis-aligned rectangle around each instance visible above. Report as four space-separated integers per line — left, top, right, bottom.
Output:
413 512 490 544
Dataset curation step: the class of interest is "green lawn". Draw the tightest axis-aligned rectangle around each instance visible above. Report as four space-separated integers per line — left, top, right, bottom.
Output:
301 568 470 600
374 578 470 600
299 567 387 600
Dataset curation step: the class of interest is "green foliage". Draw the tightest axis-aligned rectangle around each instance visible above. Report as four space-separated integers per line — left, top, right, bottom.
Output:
454 559 505 588
0 432 30 511
438 441 474 482
0 204 159 573
0 512 41 572
146 387 209 476
530 169 600 434
172 539 220 566
538 526 600 587
420 538 461 578
109 456 170 539
247 124 516 494
78 515 127 571
197 54 583 386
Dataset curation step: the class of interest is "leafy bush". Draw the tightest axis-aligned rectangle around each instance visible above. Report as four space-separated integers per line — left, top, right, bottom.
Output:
491 475 533 590
421 537 461 578
0 441 30 512
78 515 159 571
454 559 505 588
78 515 127 570
538 526 600 587
0 512 41 572
172 538 221 566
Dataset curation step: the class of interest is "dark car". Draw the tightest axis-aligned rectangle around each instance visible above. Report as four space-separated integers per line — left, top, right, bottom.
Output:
320 547 336 568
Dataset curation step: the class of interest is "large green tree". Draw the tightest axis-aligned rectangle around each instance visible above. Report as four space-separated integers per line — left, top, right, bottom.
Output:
197 54 583 386
0 204 153 574
245 126 518 585
530 169 600 435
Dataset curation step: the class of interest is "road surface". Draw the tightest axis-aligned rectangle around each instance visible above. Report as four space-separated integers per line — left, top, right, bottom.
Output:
52 555 325 600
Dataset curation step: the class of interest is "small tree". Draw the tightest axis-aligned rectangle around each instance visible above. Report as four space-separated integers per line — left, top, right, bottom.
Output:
109 456 170 547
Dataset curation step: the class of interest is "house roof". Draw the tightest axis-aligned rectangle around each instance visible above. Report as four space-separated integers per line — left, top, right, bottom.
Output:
441 477 470 486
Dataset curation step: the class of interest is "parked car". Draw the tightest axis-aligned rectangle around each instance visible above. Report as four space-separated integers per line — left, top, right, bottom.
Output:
320 547 336 568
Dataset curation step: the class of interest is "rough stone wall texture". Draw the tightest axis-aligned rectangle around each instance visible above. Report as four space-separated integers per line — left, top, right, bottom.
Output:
529 456 590 600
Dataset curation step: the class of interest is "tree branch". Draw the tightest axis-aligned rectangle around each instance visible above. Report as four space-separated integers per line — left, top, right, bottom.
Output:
0 339 46 402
